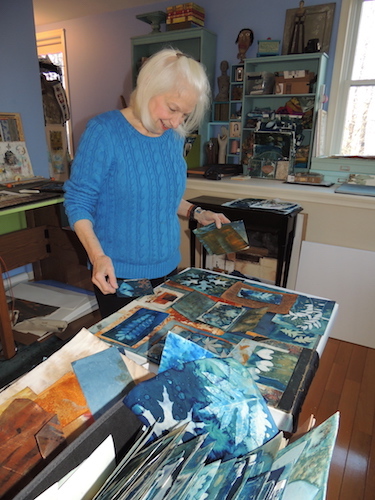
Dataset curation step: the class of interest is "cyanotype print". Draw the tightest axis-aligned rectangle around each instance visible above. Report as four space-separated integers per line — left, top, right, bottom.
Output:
167 268 239 296
193 220 249 255
171 290 217 322
72 347 134 418
124 356 278 462
272 295 336 336
116 278 154 298
158 332 215 373
197 302 245 330
238 287 283 304
229 338 300 393
101 308 169 347
221 280 298 314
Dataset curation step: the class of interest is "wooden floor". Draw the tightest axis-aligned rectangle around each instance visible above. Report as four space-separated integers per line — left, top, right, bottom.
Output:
299 337 375 500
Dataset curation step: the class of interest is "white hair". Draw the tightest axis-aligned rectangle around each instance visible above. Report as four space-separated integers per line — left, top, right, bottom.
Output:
130 48 211 136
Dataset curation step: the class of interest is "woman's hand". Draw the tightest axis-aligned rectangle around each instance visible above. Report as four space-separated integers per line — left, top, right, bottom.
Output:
91 254 118 294
194 209 230 229
73 219 118 295
177 200 231 229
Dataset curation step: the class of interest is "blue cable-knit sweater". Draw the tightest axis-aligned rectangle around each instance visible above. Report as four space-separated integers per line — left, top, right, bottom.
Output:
64 110 186 279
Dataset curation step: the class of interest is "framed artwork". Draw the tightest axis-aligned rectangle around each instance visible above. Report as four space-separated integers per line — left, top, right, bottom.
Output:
235 66 244 82
0 141 34 182
253 131 294 161
282 2 336 55
0 113 24 142
45 124 69 180
229 121 241 138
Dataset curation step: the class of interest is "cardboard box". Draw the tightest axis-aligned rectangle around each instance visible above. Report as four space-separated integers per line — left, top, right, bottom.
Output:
275 72 315 95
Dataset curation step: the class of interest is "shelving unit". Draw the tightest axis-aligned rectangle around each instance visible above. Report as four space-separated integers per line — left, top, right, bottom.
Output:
208 64 243 166
208 53 328 174
131 28 217 165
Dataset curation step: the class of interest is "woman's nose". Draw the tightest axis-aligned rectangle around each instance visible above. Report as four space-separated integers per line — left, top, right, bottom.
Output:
170 113 184 128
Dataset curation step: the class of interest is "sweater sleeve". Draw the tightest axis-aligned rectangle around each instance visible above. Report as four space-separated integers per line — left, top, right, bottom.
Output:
63 116 114 228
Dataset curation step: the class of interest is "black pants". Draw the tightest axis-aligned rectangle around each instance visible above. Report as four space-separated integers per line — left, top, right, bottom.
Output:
94 269 177 319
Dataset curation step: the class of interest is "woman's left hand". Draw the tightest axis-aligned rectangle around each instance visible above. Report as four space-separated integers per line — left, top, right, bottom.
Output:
195 209 230 229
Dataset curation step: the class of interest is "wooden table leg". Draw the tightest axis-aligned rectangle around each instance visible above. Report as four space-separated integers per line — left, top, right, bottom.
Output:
0 274 16 359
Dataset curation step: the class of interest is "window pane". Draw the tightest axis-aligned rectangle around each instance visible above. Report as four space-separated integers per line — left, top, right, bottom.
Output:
352 0 375 80
341 85 375 155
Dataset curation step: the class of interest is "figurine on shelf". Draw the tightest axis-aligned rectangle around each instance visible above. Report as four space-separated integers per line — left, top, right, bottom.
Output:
217 126 229 164
288 1 306 54
215 60 230 102
235 28 254 63
206 138 218 165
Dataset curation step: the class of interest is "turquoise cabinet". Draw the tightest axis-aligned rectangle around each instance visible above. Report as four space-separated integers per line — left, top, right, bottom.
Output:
208 53 328 173
131 28 217 165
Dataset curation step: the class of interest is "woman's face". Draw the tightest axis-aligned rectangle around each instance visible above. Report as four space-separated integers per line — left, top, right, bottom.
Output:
147 88 198 135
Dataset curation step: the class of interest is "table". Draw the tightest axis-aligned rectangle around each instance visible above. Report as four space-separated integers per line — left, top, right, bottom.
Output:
89 267 338 433
0 196 92 359
187 195 303 287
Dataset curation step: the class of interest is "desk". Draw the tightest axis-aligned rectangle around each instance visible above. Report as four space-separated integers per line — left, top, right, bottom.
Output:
187 195 302 287
0 196 93 359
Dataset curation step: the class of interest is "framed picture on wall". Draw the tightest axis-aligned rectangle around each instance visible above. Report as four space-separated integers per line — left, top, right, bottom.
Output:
0 113 24 142
0 141 34 182
282 2 336 55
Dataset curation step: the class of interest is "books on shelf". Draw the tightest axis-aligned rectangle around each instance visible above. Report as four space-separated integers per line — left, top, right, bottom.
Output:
166 2 205 26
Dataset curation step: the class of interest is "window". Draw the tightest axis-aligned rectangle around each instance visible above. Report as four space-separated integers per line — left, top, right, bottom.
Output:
326 0 375 156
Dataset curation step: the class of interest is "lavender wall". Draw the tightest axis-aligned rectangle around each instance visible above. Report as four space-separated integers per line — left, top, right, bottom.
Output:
37 0 342 154
0 0 49 176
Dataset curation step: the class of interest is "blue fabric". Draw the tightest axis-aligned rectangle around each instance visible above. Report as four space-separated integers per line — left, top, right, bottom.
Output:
64 110 186 279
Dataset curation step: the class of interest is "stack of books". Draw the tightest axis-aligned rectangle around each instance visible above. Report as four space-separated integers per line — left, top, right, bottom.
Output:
166 3 205 30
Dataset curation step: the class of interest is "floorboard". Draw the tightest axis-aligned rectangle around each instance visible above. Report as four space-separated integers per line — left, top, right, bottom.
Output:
299 337 375 500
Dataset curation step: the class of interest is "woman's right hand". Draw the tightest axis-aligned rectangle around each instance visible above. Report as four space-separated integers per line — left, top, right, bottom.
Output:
72 219 118 295
91 254 118 294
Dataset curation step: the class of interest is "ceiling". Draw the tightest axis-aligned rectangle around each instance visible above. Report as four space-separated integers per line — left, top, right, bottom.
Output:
33 0 159 26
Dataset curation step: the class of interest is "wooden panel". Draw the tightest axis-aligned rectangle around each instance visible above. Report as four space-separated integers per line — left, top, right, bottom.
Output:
0 275 16 358
0 226 49 271
25 203 61 227
38 226 93 290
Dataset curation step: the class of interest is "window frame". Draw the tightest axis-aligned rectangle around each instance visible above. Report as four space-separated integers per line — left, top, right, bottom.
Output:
325 0 374 155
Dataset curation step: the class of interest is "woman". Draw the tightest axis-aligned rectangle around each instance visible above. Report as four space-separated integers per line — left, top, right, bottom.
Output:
64 49 229 317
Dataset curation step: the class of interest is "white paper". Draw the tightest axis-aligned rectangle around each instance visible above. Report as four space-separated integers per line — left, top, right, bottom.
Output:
34 435 116 500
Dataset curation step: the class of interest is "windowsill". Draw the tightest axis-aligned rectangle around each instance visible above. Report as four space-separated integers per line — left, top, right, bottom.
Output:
186 176 375 210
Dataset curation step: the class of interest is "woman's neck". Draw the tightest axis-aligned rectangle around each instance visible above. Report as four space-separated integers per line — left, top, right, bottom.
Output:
120 107 161 137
